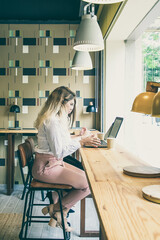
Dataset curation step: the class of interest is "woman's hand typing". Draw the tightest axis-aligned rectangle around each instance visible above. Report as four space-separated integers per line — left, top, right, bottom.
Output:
80 134 101 148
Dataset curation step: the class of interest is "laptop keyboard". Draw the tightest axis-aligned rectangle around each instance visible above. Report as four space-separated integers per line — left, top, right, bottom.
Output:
100 140 107 145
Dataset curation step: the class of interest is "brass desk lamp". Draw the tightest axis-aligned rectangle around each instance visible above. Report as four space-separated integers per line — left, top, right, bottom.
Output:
86 101 96 112
125 81 160 203
9 104 21 129
131 81 160 116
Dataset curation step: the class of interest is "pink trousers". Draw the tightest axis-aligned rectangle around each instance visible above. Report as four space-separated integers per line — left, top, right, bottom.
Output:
32 153 90 209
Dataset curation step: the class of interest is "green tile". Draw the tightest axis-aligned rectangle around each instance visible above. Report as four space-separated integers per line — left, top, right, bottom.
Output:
70 30 76 38
39 60 45 68
9 90 14 97
9 30 14 37
39 30 45 37
9 60 14 67
39 90 44 97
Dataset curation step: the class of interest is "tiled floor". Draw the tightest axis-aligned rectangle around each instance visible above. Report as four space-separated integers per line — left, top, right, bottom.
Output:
0 185 99 240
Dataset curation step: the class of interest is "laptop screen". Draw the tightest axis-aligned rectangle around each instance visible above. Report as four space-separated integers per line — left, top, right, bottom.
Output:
104 117 123 140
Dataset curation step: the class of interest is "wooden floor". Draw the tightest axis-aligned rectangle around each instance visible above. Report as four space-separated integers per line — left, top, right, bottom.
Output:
0 185 99 240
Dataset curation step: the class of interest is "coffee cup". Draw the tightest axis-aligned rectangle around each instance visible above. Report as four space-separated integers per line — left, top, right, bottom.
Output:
97 132 104 140
107 137 115 149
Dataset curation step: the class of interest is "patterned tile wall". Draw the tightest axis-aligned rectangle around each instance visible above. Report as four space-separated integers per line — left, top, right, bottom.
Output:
0 24 96 184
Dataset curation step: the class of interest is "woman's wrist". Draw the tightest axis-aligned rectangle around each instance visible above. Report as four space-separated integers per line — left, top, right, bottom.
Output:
80 138 85 147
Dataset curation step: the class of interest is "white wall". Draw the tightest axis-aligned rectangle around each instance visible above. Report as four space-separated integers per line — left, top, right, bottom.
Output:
105 40 125 144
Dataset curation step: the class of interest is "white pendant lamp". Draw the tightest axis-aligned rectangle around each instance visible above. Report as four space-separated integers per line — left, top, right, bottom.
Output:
71 51 93 70
73 14 104 52
82 0 125 3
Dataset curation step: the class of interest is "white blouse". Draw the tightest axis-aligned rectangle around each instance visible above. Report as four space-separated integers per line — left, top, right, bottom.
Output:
35 115 81 159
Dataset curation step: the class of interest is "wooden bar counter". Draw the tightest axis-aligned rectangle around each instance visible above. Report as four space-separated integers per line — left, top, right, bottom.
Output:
80 145 160 240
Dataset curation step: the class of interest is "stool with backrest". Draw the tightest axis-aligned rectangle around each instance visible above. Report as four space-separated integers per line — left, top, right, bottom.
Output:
18 139 72 240
18 138 44 201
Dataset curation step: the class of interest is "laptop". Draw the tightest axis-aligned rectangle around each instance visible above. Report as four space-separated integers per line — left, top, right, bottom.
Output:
85 117 123 148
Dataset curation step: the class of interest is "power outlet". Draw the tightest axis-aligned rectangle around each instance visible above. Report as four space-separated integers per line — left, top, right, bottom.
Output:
4 140 8 146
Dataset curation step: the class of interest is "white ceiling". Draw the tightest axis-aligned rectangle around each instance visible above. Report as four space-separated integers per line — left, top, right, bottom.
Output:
107 0 159 41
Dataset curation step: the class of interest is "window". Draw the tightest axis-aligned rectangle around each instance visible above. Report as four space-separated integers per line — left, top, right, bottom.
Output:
143 18 160 88
124 16 160 167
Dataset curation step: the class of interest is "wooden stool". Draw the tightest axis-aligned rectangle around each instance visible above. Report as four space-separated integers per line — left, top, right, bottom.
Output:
19 179 72 240
18 140 73 240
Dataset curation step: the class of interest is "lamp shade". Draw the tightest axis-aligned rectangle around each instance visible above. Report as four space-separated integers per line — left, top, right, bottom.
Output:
131 92 156 114
71 51 93 70
86 102 95 112
82 0 125 3
73 14 104 52
152 91 160 117
10 105 20 113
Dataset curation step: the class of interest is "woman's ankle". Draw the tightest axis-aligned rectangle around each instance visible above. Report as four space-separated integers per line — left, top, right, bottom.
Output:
53 202 61 212
53 203 69 212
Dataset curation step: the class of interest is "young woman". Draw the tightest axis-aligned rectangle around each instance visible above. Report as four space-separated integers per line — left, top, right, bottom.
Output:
32 86 100 231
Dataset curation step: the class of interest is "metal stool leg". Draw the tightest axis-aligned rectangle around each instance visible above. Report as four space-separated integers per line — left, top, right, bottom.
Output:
24 190 33 238
58 190 68 240
41 190 45 201
21 172 30 200
29 191 35 226
19 189 30 239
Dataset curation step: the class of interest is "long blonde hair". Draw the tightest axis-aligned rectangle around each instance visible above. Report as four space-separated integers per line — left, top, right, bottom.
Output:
34 86 76 129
